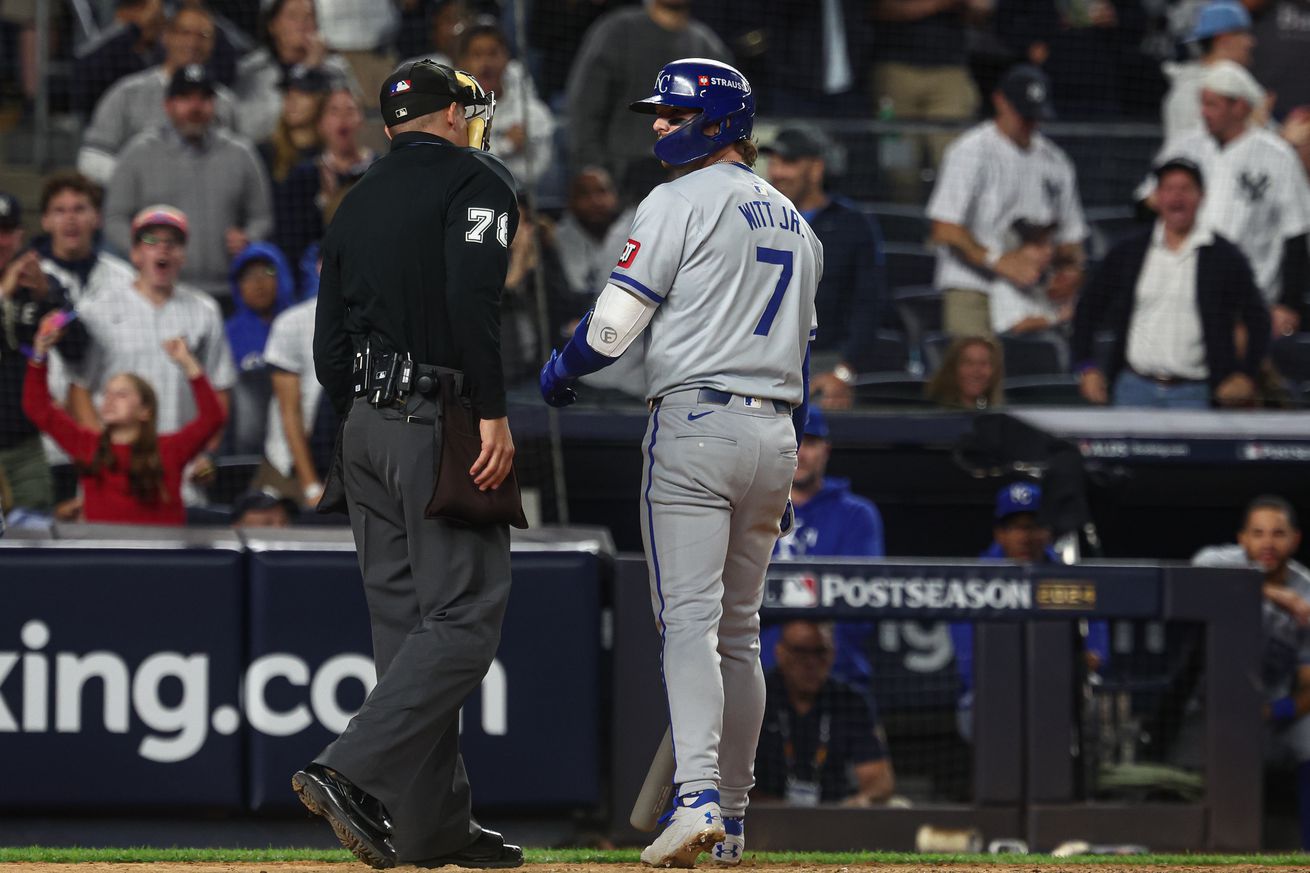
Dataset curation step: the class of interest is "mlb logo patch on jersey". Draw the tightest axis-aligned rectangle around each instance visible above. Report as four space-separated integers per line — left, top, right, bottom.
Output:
390 79 412 95
618 239 641 268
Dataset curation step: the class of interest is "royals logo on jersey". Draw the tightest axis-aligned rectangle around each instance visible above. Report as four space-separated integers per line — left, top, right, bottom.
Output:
618 239 641 268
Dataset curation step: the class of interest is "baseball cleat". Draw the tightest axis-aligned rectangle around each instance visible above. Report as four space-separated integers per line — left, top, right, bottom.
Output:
640 789 725 868
709 816 744 865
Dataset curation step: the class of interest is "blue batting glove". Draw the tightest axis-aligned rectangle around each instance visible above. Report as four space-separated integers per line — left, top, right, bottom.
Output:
779 498 795 536
540 349 578 408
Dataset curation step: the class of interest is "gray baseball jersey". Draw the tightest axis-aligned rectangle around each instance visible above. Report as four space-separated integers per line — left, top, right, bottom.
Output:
623 159 820 819
609 162 822 404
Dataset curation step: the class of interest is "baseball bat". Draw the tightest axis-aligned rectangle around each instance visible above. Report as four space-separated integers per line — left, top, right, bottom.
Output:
629 726 676 832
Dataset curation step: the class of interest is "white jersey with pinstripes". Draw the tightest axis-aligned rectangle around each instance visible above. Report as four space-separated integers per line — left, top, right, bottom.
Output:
608 161 822 405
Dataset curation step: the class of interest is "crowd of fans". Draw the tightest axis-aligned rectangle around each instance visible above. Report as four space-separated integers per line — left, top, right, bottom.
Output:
0 0 1304 508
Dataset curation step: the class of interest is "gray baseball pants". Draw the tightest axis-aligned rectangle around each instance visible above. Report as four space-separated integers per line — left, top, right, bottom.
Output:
316 395 512 862
639 388 797 815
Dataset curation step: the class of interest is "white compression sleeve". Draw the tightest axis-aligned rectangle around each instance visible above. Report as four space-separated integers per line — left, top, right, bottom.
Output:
586 282 657 357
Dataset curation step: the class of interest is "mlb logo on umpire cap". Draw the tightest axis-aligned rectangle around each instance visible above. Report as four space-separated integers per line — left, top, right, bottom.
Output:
391 79 411 95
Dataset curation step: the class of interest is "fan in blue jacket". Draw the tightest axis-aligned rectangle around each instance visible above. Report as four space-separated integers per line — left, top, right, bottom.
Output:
225 241 297 374
762 407 885 690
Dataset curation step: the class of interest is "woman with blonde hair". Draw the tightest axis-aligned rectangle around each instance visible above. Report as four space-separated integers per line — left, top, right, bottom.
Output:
926 336 1005 410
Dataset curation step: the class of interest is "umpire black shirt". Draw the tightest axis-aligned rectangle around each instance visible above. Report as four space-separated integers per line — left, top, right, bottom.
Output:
314 131 519 420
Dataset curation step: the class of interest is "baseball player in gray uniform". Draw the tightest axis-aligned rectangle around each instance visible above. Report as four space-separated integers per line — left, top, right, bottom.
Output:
540 58 821 867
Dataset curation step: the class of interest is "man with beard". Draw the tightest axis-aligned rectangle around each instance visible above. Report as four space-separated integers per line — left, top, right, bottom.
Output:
104 64 272 299
78 3 241 184
1194 495 1310 848
762 128 885 410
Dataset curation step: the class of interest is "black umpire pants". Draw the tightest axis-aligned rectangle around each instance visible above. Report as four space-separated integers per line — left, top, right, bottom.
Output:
316 394 512 862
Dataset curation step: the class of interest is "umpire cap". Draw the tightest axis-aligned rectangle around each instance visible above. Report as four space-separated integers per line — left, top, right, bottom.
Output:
380 60 495 149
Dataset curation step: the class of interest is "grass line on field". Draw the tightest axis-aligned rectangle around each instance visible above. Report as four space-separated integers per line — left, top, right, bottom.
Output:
0 847 1308 865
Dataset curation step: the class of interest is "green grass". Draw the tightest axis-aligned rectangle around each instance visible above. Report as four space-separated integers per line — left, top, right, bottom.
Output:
0 847 1307 865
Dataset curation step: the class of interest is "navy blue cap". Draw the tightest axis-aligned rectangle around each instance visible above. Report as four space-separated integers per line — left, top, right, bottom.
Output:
803 406 829 440
168 63 216 98
995 482 1041 520
0 192 20 230
230 489 297 524
761 127 830 160
283 64 332 93
997 64 1056 121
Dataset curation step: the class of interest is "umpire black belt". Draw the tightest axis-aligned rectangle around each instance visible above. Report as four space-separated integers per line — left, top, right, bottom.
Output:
651 388 790 414
354 349 465 407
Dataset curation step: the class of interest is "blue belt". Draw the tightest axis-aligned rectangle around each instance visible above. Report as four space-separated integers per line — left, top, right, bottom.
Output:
697 388 790 414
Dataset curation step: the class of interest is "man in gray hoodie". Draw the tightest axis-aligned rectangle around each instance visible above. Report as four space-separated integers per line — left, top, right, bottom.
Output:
104 64 273 300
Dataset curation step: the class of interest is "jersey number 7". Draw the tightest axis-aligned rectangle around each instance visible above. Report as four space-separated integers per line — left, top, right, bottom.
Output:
752 246 794 337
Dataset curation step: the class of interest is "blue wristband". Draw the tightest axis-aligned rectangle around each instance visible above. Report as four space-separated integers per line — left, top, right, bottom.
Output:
1272 696 1297 723
557 311 617 379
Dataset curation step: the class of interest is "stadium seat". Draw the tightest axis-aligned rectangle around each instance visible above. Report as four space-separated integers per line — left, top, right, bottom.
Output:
1093 330 1117 372
892 286 942 368
884 243 936 290
1085 205 1146 260
852 373 931 406
867 202 929 245
865 329 912 373
920 330 953 374
1000 332 1069 378
1271 334 1310 384
1002 375 1088 406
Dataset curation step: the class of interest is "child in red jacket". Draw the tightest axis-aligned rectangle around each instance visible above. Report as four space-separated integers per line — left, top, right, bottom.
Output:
22 331 226 526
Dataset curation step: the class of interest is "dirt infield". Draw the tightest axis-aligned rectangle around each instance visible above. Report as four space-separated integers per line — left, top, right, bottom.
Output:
0 864 1303 873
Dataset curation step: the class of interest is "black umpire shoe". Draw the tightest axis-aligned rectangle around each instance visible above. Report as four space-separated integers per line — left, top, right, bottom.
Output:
414 828 524 869
292 763 397 869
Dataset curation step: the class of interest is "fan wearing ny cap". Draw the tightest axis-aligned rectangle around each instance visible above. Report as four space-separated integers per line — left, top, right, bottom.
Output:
1140 58 1310 338
103 63 273 299
927 65 1088 340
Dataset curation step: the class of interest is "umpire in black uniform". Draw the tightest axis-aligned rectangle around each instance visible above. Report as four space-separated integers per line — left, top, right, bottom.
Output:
294 60 522 870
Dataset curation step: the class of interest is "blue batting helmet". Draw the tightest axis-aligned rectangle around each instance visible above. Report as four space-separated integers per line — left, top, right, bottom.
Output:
628 58 755 167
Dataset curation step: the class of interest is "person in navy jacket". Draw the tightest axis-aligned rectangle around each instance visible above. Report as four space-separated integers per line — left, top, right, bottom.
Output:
763 407 885 690
953 481 1107 739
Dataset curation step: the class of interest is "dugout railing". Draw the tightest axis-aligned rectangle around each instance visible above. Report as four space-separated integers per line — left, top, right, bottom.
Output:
610 557 1262 852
